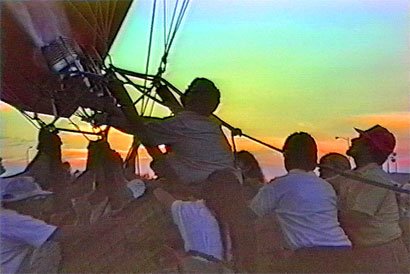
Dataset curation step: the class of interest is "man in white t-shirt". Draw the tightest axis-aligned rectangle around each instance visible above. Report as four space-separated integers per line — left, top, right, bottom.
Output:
153 188 233 273
250 132 352 272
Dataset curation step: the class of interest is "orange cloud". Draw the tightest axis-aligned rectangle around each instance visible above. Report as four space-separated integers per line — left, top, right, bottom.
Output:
345 111 410 131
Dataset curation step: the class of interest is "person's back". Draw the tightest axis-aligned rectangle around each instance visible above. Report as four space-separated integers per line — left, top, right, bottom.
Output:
170 199 223 260
258 171 351 249
153 187 231 273
250 132 351 272
339 163 402 246
146 110 235 184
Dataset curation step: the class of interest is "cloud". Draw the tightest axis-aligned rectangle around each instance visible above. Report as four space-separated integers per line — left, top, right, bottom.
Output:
345 111 410 131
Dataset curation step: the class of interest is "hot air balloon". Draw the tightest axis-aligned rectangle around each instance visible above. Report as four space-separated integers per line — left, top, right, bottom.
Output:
1 0 133 119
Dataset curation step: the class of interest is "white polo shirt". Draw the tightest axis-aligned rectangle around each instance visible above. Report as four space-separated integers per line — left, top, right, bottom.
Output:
171 200 223 260
250 169 351 250
0 209 57 274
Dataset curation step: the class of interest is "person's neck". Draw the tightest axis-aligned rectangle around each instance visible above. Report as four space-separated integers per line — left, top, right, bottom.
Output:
354 160 379 169
287 167 312 173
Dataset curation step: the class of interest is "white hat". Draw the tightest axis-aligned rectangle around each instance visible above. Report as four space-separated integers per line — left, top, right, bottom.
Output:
126 179 146 199
0 176 53 202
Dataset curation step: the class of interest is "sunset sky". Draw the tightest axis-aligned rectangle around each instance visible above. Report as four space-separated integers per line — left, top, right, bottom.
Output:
1 0 409 178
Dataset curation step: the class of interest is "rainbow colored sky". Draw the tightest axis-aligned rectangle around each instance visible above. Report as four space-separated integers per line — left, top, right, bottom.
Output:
1 0 409 178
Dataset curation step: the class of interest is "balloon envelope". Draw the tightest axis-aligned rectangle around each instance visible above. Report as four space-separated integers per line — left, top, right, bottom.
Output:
1 0 133 117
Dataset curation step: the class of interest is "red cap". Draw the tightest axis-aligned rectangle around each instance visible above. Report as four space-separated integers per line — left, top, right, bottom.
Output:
354 125 395 154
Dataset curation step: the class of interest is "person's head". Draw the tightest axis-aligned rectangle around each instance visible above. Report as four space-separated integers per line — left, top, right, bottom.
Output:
201 169 245 220
347 125 395 167
37 127 62 155
62 161 71 171
283 132 317 172
1 176 54 219
235 150 265 183
319 153 351 179
181 78 220 116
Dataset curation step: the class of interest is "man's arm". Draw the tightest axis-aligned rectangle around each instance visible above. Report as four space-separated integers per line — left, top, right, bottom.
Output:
156 85 184 114
107 78 145 129
249 185 276 218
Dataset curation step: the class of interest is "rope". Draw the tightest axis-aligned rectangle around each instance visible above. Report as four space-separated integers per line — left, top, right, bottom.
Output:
166 0 180 50
136 148 141 175
165 0 189 55
319 165 410 195
66 1 107 46
141 0 158 115
18 110 41 130
68 117 91 141
231 134 238 168
139 0 191 116
163 0 167 49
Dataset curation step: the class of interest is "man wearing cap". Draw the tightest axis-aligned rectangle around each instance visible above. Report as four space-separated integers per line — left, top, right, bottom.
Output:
102 77 238 186
336 124 410 272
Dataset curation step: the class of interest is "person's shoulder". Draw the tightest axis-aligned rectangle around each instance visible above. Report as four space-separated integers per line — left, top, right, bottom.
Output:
259 174 289 191
271 172 309 185
267 174 288 183
358 164 396 186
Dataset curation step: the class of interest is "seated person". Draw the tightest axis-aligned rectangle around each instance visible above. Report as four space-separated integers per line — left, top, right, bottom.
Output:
154 169 256 273
153 187 228 273
250 132 352 273
105 77 239 185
